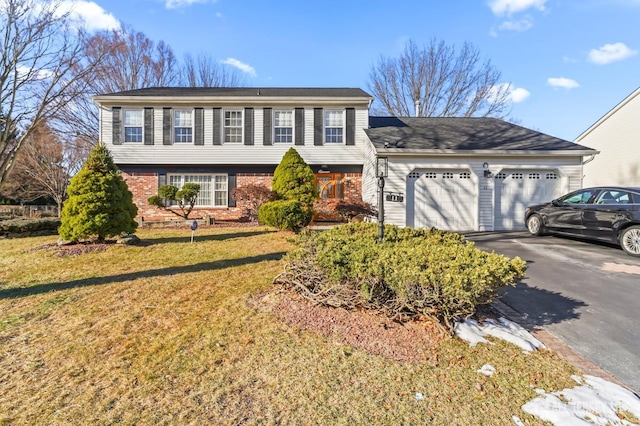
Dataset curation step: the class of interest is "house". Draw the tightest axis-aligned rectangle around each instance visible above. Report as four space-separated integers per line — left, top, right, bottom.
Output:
92 87 597 231
93 87 372 222
575 87 640 188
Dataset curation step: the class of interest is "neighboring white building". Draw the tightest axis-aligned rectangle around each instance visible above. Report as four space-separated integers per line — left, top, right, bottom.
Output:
92 87 597 231
576 87 640 188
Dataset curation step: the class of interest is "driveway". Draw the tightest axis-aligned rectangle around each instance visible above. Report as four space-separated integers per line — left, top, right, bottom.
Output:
464 231 640 394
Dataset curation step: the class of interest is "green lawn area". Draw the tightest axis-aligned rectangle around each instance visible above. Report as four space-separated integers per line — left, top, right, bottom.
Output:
0 226 578 425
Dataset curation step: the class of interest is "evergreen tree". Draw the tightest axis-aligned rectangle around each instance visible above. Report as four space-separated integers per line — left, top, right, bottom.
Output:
271 148 318 209
59 144 137 242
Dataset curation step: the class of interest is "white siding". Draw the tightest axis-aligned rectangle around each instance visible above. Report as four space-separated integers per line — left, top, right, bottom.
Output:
364 155 584 231
104 105 368 167
100 106 112 144
577 89 640 187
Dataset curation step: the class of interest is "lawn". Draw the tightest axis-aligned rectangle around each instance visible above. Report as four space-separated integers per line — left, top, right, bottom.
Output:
0 226 578 425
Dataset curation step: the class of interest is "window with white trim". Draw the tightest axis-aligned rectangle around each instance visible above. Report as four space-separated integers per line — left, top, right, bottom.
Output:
174 110 193 143
224 110 243 143
167 174 228 207
123 109 143 143
324 110 343 143
274 110 293 143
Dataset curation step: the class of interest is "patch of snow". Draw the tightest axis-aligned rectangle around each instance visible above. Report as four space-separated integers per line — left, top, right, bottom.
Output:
455 317 544 352
477 364 496 376
512 416 526 426
522 374 640 425
453 318 492 347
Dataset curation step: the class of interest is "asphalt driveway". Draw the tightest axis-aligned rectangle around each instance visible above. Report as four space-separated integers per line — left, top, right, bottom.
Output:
465 231 640 395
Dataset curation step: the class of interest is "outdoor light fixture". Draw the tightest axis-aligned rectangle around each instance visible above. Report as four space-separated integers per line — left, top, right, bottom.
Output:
376 157 388 243
483 162 492 178
376 156 388 178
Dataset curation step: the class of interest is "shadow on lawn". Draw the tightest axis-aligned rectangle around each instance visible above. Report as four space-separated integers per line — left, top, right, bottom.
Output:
0 252 286 300
142 229 274 245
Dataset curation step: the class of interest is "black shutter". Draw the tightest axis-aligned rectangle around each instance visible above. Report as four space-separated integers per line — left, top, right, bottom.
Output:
346 108 355 146
227 174 237 207
112 107 121 145
314 108 323 146
158 173 168 206
263 108 272 146
194 108 204 145
212 108 222 145
144 107 154 145
163 108 172 145
295 108 304 146
244 108 254 145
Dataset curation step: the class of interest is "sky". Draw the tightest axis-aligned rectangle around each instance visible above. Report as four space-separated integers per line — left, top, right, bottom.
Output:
59 0 640 142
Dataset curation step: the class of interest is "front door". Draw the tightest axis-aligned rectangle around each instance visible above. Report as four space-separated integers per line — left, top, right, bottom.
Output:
314 173 344 221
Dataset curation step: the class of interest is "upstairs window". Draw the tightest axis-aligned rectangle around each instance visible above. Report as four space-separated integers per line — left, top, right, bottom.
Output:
324 110 343 143
174 110 193 143
274 110 293 143
224 110 243 143
123 109 143 143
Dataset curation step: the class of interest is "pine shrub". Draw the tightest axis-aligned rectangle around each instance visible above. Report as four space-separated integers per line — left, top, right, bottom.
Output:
276 222 527 331
271 148 317 210
58 144 137 242
258 199 310 231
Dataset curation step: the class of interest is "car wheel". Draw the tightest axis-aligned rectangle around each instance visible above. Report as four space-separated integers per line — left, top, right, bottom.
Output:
619 226 640 257
526 214 544 236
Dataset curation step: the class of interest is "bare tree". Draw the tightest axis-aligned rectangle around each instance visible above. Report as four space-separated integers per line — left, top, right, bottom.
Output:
180 53 246 87
368 39 511 118
2 124 86 215
54 23 180 146
0 0 98 188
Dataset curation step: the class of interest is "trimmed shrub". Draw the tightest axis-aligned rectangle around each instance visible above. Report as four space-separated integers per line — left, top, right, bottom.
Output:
271 148 317 210
313 198 377 222
148 182 201 219
258 199 310 231
0 218 60 237
275 222 527 331
59 144 137 242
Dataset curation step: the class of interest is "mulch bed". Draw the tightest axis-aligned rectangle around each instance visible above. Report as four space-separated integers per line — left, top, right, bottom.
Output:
25 242 112 257
252 288 447 363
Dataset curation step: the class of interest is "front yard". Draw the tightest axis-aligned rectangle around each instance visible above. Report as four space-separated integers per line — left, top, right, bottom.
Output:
0 226 579 424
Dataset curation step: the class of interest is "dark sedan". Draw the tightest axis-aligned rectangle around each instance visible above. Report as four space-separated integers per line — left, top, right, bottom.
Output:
524 187 640 257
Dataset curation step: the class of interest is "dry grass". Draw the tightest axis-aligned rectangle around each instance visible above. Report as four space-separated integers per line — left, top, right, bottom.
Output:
0 226 579 425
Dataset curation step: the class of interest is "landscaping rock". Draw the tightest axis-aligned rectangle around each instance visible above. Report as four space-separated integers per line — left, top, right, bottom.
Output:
117 234 141 245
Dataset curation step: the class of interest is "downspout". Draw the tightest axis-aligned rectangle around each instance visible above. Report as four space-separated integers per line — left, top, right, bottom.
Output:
582 152 599 165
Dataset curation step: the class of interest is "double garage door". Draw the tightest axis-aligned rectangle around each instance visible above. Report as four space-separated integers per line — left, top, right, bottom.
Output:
411 169 561 231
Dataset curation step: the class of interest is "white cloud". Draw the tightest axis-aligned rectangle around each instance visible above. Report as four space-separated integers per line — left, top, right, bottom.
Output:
488 0 547 16
508 86 531 103
165 0 215 9
498 17 533 31
489 83 530 103
220 58 257 77
16 65 54 80
547 77 580 89
588 42 638 65
59 1 120 31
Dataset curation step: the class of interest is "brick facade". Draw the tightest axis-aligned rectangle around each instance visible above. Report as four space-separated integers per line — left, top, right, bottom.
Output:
122 171 362 222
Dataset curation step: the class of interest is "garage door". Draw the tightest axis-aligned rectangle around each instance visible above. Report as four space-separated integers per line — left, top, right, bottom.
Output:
413 170 477 231
494 170 561 230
